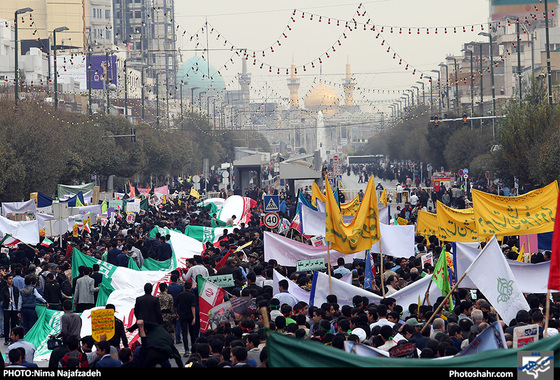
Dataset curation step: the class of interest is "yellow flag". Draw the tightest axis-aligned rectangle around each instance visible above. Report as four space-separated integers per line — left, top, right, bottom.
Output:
311 182 324 208
472 181 558 237
380 189 387 207
416 210 438 238
516 243 525 262
325 176 380 254
190 187 200 199
312 181 360 215
436 201 479 243
75 196 84 207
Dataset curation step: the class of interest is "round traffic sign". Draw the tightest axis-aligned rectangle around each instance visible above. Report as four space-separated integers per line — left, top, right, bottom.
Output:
263 212 280 229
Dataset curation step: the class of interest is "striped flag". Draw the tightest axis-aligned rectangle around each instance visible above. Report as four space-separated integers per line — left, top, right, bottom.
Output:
197 276 226 334
0 234 21 248
41 237 53 247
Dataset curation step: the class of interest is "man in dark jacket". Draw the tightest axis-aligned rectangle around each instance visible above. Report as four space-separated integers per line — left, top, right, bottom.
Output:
43 273 66 310
2 273 20 345
133 283 163 326
155 236 172 261
106 241 120 266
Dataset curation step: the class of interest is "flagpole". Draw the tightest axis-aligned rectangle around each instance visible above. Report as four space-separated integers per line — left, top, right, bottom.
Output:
327 242 333 295
421 271 468 334
380 243 386 298
544 290 551 337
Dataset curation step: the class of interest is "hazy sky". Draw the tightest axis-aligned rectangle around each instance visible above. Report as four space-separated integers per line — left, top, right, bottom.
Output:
173 0 491 111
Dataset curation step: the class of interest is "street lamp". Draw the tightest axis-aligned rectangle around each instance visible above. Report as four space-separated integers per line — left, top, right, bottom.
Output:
445 56 459 111
462 47 475 121
431 69 441 115
479 31 496 139
14 7 33 106
416 80 425 105
411 86 420 106
505 16 523 99
544 0 553 106
53 26 69 110
438 63 450 111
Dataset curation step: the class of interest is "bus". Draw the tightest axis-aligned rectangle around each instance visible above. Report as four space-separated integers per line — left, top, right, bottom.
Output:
346 155 384 166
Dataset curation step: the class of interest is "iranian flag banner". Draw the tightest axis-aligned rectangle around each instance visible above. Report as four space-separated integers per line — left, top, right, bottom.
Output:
184 224 222 245
0 233 21 248
71 248 169 306
197 275 226 334
41 237 53 247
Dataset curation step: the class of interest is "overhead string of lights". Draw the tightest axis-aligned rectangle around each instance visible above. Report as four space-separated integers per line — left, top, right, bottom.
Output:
174 1 550 95
5 1 551 128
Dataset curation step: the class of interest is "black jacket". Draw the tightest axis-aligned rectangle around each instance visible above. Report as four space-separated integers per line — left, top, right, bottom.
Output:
1 285 20 311
133 293 163 325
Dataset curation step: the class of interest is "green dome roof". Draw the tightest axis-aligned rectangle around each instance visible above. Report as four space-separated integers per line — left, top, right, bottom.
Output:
177 56 225 98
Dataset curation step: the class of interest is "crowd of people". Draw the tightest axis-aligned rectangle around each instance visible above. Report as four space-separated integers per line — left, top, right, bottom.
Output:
0 174 558 369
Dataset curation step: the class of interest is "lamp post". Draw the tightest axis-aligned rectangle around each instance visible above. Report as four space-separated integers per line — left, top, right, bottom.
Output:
438 63 449 111
544 0 553 106
445 56 459 111
406 89 414 106
124 59 128 118
53 26 69 110
479 31 496 139
14 7 33 107
412 86 420 106
462 47 475 120
427 77 434 114
416 81 425 105
431 69 441 115
505 16 523 99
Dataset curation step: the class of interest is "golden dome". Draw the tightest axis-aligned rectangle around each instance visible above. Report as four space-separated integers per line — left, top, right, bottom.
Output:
304 83 339 114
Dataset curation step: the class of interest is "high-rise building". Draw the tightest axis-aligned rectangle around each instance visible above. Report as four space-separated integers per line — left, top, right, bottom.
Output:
0 1 114 52
113 0 177 96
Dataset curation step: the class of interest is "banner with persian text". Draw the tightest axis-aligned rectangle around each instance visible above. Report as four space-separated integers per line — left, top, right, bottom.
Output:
472 181 558 238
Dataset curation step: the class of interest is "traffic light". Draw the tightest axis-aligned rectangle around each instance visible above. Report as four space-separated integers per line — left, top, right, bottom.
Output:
131 128 136 143
462 113 468 125
434 116 439 125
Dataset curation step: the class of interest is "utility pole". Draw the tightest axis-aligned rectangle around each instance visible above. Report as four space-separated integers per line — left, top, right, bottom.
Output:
124 59 128 119
14 8 33 107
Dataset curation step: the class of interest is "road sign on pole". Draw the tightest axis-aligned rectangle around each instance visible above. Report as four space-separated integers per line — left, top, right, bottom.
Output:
264 195 280 212
263 212 280 229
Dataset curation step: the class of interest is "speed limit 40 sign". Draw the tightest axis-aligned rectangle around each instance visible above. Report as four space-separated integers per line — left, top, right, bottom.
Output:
263 212 280 229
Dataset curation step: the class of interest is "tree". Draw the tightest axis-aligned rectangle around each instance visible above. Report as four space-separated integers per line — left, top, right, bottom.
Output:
496 76 560 185
443 126 493 172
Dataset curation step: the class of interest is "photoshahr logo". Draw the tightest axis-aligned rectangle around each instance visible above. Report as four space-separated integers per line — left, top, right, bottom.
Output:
517 351 554 380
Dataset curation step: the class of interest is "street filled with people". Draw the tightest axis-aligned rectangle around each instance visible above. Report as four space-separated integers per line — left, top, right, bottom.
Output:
0 164 558 370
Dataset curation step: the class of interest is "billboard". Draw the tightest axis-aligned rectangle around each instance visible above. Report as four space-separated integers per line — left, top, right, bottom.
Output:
50 54 118 90
88 55 118 90
51 54 87 90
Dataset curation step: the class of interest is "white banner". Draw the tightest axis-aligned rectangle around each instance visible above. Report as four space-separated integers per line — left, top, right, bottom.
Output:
1 199 37 217
0 214 40 245
454 242 556 294
371 223 416 258
264 231 363 267
310 270 442 309
462 236 530 324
